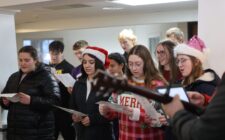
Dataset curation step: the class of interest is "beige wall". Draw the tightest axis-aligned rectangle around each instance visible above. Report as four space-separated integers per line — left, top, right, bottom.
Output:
199 0 225 76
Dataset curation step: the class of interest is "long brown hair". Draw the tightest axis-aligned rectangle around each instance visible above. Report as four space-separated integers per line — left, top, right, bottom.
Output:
127 45 167 87
157 40 180 83
182 56 204 86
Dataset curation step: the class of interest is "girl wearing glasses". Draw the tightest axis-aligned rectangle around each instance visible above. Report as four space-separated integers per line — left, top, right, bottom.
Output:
174 36 220 107
99 45 167 140
156 39 182 84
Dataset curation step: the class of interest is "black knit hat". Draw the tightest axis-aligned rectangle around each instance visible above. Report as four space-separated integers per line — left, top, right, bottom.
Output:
108 52 126 65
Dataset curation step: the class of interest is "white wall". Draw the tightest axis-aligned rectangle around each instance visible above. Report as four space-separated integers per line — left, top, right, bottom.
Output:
17 23 184 66
198 0 225 77
0 10 18 132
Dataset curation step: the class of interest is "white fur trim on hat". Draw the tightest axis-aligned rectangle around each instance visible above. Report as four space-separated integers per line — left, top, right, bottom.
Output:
83 48 106 64
174 44 206 63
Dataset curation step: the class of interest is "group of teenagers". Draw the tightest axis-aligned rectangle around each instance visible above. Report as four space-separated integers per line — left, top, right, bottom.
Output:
1 27 225 140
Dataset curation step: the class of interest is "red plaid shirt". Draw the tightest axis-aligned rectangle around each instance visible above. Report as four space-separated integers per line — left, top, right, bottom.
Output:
106 78 165 140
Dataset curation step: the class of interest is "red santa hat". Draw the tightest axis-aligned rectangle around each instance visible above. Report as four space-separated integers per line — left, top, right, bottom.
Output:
174 35 208 63
82 46 109 68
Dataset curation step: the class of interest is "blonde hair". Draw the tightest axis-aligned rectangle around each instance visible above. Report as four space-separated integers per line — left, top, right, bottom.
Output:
118 29 137 44
166 27 184 44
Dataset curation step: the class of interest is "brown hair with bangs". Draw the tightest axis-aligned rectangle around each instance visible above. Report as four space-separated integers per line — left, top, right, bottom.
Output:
127 44 167 87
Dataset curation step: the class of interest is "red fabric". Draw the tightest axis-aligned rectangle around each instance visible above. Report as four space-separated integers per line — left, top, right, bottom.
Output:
203 94 211 106
85 46 110 68
162 69 182 82
106 79 165 140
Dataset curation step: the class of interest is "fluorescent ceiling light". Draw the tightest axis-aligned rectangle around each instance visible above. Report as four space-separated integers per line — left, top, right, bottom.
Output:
111 0 195 6
102 7 124 10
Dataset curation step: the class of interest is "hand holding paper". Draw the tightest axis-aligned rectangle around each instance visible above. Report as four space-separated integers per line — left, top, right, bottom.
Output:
72 114 83 123
97 101 125 113
18 92 31 105
132 94 163 127
54 73 76 87
0 93 20 103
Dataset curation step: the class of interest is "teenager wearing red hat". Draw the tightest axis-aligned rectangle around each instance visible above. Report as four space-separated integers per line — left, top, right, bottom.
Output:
70 46 112 140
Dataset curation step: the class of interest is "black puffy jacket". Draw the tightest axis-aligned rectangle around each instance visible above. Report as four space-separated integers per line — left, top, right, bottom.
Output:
0 63 60 140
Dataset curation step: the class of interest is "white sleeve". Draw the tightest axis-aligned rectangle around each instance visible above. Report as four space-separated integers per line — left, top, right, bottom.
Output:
129 108 140 121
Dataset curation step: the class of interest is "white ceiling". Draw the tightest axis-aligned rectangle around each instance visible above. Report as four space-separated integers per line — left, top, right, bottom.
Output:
0 0 198 32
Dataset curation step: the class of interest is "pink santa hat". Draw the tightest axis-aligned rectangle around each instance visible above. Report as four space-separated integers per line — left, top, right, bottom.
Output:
82 46 110 68
174 35 208 63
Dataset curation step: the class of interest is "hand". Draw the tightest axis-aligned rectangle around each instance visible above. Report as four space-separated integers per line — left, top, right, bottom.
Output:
99 104 110 116
18 92 31 105
81 116 90 126
2 98 10 106
72 114 82 123
187 91 205 107
123 106 133 117
159 115 169 126
144 114 156 125
162 95 184 118
67 87 73 94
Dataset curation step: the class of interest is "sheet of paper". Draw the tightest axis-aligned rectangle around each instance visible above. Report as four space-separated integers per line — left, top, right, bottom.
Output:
96 101 125 113
54 73 76 87
53 105 87 117
157 87 189 102
132 94 162 127
0 93 20 103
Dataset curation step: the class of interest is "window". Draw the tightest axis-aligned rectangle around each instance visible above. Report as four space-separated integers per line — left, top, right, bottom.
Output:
23 39 62 64
149 36 160 56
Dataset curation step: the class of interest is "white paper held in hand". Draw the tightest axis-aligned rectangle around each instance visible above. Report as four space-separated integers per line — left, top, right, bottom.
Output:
53 105 87 117
96 101 125 113
0 93 20 103
132 94 162 127
54 73 76 87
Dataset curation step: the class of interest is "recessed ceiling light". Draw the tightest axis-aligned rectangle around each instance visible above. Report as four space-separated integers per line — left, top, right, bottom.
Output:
102 7 124 10
110 0 196 6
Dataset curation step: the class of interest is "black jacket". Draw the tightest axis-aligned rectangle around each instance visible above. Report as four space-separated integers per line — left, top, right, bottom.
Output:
70 77 113 140
184 69 220 96
172 72 225 140
0 63 60 140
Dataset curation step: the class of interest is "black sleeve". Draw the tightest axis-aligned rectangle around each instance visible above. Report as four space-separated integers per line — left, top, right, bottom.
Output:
88 95 111 125
88 111 111 125
30 73 61 112
195 83 217 96
70 82 78 110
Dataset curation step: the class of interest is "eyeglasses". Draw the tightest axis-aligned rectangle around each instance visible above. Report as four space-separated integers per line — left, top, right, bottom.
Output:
156 50 166 56
176 58 190 65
